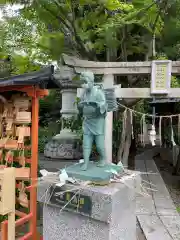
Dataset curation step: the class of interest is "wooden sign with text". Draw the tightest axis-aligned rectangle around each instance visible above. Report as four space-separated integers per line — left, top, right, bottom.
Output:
151 60 172 95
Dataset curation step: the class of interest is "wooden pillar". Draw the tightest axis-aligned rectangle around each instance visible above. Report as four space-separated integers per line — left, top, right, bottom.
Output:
103 73 114 163
30 89 39 239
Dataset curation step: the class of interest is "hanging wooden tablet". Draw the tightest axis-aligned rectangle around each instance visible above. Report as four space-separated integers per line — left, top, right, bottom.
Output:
6 119 13 131
3 102 14 119
5 139 18 150
17 149 29 208
0 137 8 148
18 182 29 208
6 118 14 136
13 97 31 110
16 126 30 137
15 111 31 124
15 168 30 181
17 127 25 150
5 150 14 166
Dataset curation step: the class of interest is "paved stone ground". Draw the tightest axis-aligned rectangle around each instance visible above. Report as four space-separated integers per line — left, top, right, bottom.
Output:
154 155 180 210
136 148 180 240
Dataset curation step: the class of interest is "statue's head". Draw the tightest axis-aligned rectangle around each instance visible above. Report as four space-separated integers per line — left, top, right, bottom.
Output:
80 71 94 90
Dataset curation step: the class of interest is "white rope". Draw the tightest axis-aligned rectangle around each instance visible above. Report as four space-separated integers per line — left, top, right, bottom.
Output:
122 109 128 142
159 116 162 146
130 110 134 139
140 114 146 146
170 116 176 146
178 114 180 140
117 102 180 118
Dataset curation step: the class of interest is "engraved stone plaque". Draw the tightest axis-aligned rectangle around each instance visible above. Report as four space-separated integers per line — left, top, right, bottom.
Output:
50 186 92 215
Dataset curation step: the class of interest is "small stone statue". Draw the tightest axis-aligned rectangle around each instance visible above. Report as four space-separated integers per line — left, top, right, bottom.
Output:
78 71 107 170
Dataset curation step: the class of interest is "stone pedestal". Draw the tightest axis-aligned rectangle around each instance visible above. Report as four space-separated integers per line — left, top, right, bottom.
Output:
44 128 82 160
38 172 140 240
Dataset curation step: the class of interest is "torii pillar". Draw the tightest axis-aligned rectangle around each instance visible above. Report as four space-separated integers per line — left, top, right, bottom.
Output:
103 74 114 163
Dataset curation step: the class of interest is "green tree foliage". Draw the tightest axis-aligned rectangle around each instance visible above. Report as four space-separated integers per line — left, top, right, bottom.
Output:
1 0 168 62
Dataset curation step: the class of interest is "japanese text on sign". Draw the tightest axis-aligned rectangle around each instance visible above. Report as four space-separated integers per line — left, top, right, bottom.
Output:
50 186 92 215
155 64 167 90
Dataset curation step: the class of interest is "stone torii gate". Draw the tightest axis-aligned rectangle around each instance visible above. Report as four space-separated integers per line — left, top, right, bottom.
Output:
62 54 180 164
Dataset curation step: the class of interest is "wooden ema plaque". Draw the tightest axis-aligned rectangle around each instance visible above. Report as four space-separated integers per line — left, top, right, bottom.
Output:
0 168 15 240
151 60 172 95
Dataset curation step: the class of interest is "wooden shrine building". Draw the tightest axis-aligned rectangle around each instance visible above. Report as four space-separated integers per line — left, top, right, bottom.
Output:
0 65 57 240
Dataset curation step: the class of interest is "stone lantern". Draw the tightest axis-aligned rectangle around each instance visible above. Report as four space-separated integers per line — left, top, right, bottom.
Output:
44 66 82 160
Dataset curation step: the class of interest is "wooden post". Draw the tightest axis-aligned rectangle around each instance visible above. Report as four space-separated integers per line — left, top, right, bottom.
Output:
6 168 15 240
8 212 15 240
30 89 39 239
0 168 15 240
103 73 114 163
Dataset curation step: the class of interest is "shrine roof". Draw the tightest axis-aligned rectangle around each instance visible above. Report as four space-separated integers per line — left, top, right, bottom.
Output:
0 65 58 89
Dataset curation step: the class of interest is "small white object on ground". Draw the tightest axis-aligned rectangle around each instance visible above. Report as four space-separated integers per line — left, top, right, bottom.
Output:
67 177 76 184
40 169 49 177
59 169 69 183
56 182 65 187
117 161 125 171
79 159 84 163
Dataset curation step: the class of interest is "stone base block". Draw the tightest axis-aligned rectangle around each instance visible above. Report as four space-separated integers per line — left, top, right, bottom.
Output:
38 172 140 240
44 139 82 160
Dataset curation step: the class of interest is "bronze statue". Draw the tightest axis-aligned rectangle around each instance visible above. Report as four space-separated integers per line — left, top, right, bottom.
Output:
78 72 107 170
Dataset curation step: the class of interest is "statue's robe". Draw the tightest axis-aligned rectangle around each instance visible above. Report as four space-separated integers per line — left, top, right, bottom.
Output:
78 86 107 136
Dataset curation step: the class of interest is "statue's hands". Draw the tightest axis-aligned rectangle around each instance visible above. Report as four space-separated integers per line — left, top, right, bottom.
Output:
78 102 84 107
88 102 98 107
83 105 96 115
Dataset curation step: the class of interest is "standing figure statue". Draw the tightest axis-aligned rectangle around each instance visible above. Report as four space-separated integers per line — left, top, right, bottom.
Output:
78 72 107 171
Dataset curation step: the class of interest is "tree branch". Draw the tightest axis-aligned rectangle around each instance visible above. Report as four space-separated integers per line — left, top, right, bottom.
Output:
41 0 96 60
40 2 72 32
